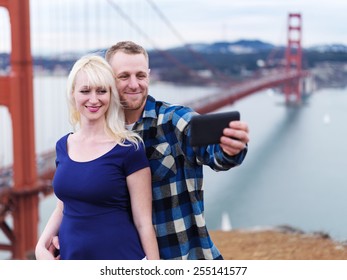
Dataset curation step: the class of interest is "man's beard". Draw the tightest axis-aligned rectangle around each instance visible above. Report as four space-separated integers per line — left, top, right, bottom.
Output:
120 95 146 111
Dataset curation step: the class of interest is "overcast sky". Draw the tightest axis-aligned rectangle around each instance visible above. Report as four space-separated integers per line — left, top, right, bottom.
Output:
0 0 346 55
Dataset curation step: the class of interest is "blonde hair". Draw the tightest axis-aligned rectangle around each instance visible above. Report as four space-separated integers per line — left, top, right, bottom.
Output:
66 55 142 147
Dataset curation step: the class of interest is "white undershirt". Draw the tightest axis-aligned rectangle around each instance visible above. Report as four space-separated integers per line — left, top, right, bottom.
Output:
125 123 135 131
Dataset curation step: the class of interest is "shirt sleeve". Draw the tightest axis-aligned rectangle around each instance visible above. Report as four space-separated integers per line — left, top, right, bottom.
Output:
123 142 150 176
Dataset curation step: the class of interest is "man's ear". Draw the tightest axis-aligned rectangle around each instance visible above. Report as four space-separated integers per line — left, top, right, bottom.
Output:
148 68 151 74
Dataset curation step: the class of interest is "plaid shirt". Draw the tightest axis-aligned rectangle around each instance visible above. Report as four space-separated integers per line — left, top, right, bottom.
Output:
133 95 247 260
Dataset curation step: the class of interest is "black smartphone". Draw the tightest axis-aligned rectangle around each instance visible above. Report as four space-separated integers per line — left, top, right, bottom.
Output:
190 111 240 146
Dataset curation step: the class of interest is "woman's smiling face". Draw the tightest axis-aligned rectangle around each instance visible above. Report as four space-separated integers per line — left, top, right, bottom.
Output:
73 70 111 123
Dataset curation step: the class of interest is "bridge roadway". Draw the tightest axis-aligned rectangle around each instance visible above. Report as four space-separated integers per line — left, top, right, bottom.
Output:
187 69 309 114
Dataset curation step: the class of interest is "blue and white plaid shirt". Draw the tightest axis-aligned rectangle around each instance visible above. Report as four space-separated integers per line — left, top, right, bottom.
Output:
133 95 247 260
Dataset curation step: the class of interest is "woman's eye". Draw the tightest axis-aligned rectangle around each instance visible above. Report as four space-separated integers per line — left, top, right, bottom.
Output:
97 89 107 94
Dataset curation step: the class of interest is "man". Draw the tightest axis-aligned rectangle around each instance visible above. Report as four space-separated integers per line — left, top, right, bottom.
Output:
104 41 249 260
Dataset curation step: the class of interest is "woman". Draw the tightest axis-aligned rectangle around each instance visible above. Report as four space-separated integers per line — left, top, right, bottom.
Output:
35 55 159 260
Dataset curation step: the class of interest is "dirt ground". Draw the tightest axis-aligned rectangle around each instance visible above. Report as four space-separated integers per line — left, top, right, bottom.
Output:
24 226 347 260
210 227 347 260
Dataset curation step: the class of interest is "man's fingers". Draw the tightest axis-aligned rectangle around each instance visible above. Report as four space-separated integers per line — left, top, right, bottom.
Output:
52 236 60 249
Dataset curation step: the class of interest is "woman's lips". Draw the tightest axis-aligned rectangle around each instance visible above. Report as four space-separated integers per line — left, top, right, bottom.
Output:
86 106 101 112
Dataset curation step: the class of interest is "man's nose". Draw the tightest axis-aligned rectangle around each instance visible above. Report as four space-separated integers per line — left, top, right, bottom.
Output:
128 76 139 89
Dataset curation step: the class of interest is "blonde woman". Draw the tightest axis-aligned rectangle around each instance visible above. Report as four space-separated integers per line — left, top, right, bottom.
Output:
35 55 159 260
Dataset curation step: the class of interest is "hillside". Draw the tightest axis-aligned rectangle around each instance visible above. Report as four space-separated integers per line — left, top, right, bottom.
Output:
1 40 347 82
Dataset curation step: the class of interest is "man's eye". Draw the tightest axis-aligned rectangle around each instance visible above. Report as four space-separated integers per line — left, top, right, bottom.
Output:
138 74 147 79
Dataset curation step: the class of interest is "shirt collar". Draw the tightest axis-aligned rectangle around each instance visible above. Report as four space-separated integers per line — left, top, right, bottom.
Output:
142 95 158 120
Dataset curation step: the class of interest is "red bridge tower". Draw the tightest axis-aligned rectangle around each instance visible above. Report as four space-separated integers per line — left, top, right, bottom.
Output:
0 0 39 259
284 13 303 104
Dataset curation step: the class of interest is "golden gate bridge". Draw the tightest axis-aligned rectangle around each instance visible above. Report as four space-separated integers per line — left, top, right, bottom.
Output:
0 0 309 259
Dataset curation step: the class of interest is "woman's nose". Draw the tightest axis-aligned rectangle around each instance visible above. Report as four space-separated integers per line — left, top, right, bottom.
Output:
89 92 99 103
